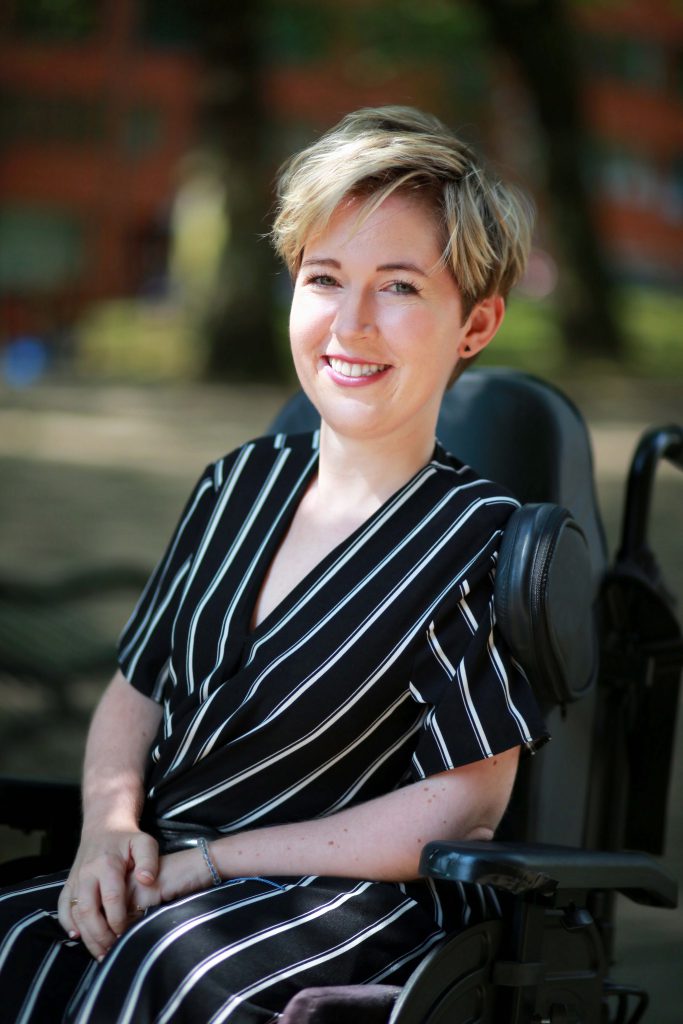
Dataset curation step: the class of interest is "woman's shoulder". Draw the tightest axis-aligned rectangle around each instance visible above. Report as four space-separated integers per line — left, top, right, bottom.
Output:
432 441 518 500
207 431 320 491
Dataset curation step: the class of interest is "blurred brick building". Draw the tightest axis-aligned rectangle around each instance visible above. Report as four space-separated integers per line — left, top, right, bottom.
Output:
577 0 683 287
1 0 681 344
0 0 199 341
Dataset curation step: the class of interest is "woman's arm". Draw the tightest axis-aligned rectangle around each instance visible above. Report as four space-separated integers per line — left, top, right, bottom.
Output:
57 669 162 959
131 744 520 909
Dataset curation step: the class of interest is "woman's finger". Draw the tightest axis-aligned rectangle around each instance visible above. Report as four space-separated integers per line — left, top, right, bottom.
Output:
72 875 118 960
130 832 159 885
57 880 80 938
98 862 130 938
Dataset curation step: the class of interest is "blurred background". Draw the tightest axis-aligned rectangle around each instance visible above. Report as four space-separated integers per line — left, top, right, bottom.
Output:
0 0 682 1016
1 0 682 381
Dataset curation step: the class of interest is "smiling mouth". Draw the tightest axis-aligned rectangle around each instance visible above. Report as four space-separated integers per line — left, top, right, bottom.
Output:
327 357 389 378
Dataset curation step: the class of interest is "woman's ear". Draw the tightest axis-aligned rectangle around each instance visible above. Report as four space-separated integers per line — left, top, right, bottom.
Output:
456 295 505 359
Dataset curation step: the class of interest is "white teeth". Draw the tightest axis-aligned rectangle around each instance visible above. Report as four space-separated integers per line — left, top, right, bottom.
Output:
328 358 387 377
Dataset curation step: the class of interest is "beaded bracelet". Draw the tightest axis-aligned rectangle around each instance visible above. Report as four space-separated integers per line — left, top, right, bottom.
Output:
197 836 222 886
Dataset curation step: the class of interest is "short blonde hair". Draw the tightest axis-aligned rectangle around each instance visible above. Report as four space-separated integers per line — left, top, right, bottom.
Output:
271 106 534 315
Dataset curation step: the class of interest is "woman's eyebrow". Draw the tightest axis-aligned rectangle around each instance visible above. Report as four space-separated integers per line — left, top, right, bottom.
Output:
300 257 340 268
301 257 428 276
377 261 428 276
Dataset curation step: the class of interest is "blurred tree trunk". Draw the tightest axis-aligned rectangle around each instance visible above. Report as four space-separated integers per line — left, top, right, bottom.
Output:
477 0 624 357
193 0 280 379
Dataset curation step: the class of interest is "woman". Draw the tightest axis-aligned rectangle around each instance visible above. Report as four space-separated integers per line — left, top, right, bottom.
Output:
0 106 547 1023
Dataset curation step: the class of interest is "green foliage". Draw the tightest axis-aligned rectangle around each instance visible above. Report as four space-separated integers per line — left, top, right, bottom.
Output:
139 0 201 48
621 288 683 376
480 297 564 375
349 1 486 62
74 300 205 381
481 287 683 378
263 1 337 63
262 0 485 65
11 0 97 40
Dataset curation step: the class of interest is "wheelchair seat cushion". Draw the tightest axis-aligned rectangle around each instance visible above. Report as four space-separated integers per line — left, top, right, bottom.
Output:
279 984 400 1023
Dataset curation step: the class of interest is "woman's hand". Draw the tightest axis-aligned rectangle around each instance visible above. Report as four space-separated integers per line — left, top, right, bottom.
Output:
57 828 159 960
58 669 164 959
126 848 213 916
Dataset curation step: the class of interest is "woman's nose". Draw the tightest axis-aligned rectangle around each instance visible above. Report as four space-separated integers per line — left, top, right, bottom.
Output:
333 290 376 343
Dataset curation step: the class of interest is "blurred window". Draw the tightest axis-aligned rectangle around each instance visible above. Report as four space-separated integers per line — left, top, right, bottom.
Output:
619 39 667 89
0 91 105 145
123 106 164 158
10 0 100 40
0 206 84 290
581 33 668 91
589 141 683 223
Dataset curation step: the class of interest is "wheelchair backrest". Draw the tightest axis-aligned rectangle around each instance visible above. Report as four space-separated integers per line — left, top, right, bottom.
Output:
268 368 608 847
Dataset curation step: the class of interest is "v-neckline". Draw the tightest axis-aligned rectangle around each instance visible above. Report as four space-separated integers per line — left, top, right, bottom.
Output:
241 449 318 643
241 438 443 647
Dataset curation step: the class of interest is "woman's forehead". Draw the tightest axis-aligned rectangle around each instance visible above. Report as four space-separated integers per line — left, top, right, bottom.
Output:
302 192 444 264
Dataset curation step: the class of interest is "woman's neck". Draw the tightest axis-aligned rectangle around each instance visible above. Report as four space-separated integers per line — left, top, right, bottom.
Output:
314 423 436 520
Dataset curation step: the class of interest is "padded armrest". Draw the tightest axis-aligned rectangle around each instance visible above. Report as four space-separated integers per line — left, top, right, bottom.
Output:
420 840 678 909
0 777 80 834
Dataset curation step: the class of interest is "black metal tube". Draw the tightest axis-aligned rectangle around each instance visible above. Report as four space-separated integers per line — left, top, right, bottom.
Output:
617 425 683 563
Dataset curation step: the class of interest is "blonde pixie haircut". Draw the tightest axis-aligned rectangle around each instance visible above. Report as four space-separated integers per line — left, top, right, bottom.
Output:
271 106 534 320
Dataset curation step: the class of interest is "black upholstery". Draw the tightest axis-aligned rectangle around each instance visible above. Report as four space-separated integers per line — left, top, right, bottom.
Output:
420 840 677 909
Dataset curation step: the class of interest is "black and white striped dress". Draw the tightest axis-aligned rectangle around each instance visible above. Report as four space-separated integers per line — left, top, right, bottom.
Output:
0 433 547 1023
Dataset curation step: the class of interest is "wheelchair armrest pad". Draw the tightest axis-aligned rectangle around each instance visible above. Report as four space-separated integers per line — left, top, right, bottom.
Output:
420 840 678 909
0 777 80 834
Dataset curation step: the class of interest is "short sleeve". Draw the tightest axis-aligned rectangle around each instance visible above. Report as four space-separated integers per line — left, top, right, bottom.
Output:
117 461 220 700
409 539 549 780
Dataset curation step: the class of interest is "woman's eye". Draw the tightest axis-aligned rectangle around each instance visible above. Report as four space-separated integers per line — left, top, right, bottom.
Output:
386 280 420 295
306 273 338 287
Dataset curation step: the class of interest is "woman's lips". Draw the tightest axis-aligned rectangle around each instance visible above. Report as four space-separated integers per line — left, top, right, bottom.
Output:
324 356 390 385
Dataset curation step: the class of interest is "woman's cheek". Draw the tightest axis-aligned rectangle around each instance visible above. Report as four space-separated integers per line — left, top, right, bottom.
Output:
290 303 333 361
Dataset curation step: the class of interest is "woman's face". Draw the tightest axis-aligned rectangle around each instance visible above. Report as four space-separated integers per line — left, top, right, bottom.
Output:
289 192 499 450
